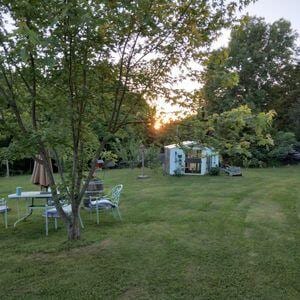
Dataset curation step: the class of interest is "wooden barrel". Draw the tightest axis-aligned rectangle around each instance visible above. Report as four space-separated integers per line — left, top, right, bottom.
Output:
83 179 104 207
87 179 103 191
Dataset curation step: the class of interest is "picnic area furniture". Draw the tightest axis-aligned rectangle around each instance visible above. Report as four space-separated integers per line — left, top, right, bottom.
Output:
0 198 9 228
89 184 123 224
8 191 53 227
43 203 84 236
83 179 104 208
223 166 242 176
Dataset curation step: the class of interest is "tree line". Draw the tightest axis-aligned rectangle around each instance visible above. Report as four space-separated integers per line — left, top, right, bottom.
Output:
157 16 300 167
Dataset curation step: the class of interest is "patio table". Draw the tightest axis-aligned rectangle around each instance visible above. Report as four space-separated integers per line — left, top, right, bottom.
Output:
8 191 53 227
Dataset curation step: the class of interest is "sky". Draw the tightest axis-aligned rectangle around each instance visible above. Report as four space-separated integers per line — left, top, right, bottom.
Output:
155 0 300 127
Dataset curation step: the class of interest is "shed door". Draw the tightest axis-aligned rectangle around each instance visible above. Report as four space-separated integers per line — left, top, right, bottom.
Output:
207 156 212 171
185 158 201 173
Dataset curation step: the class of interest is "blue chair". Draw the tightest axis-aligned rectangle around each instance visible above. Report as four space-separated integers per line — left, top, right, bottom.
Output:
0 198 9 228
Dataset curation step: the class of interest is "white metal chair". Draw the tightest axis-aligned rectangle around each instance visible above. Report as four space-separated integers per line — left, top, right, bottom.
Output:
0 198 9 228
43 202 84 236
89 184 123 224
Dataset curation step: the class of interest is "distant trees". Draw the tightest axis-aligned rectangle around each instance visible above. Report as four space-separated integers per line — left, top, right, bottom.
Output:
199 17 299 134
285 63 300 139
170 16 300 166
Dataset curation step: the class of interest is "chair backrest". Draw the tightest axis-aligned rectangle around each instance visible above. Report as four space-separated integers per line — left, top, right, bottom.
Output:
45 198 68 209
110 184 123 205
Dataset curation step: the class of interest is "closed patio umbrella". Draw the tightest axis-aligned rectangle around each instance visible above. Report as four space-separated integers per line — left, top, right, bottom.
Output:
31 154 53 190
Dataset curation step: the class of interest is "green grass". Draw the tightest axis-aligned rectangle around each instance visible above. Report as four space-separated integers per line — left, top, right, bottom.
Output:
0 166 300 299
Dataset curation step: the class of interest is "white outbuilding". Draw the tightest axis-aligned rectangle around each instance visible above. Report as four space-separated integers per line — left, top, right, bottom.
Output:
164 141 219 175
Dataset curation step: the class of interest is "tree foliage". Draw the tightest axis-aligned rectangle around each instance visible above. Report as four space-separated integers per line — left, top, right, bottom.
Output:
200 17 299 120
207 105 275 166
268 131 297 161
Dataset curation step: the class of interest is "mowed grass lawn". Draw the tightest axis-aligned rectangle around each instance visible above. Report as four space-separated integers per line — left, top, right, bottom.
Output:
0 166 299 299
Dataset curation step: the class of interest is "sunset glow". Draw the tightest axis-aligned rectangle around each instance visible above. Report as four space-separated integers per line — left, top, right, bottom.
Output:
152 97 194 131
154 119 162 130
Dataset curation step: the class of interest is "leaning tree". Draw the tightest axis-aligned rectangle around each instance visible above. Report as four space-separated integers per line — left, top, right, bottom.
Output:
0 0 253 239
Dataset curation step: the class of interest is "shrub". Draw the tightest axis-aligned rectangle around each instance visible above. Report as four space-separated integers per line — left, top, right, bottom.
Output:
209 167 220 176
173 167 183 176
268 131 296 161
145 145 161 169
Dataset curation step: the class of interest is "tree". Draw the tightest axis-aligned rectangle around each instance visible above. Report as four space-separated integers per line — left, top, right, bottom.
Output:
200 17 299 117
0 0 253 239
283 63 300 138
206 105 275 166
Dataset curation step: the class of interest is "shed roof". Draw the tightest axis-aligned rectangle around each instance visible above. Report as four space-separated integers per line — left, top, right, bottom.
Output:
165 141 212 151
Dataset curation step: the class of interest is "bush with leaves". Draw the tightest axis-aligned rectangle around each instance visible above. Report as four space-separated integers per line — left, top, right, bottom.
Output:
268 131 297 163
173 167 184 177
145 145 161 169
100 151 118 166
209 167 220 176
113 138 141 168
207 105 275 166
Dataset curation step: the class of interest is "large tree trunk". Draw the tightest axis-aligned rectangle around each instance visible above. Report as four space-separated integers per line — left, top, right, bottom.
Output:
67 215 80 240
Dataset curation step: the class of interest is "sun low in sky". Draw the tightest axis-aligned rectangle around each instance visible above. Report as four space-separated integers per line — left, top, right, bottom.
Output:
153 119 162 130
153 99 194 130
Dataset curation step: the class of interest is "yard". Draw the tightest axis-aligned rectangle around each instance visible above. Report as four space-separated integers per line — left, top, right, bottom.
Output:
0 166 299 299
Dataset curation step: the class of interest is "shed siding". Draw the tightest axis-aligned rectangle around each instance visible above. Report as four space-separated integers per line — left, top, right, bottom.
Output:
165 142 219 176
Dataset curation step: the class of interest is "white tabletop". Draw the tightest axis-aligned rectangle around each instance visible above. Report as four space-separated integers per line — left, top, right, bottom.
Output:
8 191 53 199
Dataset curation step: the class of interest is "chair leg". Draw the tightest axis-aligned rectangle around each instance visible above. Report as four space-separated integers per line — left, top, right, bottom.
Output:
79 212 84 229
54 218 58 230
45 215 49 236
96 207 99 224
5 210 8 229
111 209 117 219
116 207 122 221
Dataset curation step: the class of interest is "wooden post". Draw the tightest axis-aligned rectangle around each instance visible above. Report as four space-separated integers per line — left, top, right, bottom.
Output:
5 159 9 177
141 145 145 176
138 144 149 179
